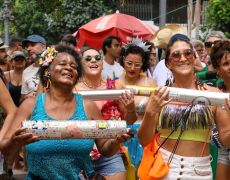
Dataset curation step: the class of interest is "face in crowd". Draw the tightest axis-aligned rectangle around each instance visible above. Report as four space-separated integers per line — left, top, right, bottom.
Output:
107 39 122 59
82 48 102 76
123 46 146 80
25 42 46 62
166 40 195 77
40 45 82 89
195 45 206 62
205 36 223 56
210 41 230 81
0 48 8 63
149 47 157 68
11 56 26 70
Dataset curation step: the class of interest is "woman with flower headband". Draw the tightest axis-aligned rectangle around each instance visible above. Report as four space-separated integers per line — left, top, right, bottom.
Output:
138 34 230 180
2 44 132 180
210 40 230 180
75 47 137 180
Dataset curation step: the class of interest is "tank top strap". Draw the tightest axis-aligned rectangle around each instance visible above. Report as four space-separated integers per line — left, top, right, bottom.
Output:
30 93 46 120
9 71 11 83
73 93 88 120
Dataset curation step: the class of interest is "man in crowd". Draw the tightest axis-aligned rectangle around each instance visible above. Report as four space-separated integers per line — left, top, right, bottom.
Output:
20 34 46 102
101 36 123 80
0 38 10 72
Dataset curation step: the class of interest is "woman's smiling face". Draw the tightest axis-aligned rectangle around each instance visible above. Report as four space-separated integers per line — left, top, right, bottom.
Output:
82 49 102 76
50 52 78 87
124 53 143 79
218 53 230 81
167 41 195 76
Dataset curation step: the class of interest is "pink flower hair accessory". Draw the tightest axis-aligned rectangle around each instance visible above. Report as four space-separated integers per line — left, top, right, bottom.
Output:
39 47 58 67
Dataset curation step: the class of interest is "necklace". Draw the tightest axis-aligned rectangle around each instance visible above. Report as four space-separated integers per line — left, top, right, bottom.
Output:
82 79 103 89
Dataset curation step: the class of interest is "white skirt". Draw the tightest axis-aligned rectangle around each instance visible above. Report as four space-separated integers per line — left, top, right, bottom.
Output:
160 147 213 180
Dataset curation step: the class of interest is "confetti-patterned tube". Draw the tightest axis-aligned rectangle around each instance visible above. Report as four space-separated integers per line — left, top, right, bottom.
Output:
22 120 127 139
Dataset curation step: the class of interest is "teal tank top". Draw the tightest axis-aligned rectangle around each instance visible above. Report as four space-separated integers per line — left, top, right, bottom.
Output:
25 93 94 180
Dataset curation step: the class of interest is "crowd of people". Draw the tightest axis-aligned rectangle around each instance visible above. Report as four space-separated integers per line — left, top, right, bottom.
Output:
0 26 229 180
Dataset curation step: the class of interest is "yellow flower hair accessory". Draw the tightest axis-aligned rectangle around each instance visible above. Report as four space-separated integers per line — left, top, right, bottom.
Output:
39 47 58 67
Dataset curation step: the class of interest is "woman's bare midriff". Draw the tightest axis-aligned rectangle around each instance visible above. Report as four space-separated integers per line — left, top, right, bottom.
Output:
159 137 210 157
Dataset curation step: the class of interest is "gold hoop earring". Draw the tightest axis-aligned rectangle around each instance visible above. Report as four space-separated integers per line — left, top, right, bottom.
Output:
44 70 51 89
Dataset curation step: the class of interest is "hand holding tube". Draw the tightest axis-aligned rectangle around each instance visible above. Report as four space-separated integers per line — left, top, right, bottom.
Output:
145 87 171 115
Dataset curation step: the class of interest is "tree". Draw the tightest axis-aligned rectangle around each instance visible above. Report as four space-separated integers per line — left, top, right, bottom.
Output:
206 0 230 38
45 0 115 43
0 0 119 44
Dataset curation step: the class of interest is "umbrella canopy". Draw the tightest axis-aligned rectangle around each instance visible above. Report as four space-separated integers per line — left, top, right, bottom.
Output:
75 12 157 50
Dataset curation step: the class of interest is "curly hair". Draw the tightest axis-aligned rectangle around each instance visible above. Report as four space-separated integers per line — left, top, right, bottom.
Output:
119 45 149 72
210 40 230 69
38 44 82 87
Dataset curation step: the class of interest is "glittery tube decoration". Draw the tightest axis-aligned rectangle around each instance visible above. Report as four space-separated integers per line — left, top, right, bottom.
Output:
22 120 127 139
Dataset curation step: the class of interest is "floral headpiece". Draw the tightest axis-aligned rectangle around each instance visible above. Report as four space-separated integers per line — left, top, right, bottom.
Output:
39 47 58 67
125 37 151 52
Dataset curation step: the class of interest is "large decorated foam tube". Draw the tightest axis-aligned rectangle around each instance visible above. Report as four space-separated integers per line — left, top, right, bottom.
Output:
22 120 127 139
76 85 230 106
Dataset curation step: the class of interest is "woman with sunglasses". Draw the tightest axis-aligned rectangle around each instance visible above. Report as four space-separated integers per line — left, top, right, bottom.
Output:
204 31 227 71
119 44 157 120
2 44 132 180
210 40 230 180
118 44 157 172
138 34 230 180
75 47 136 180
4 51 27 169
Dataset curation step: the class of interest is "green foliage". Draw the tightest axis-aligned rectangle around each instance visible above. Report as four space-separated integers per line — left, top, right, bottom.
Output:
0 0 119 44
206 0 230 38
45 0 114 37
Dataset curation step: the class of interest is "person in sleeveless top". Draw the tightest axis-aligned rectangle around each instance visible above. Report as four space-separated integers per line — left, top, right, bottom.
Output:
1 44 132 180
209 40 230 180
138 34 230 180
118 43 157 175
75 47 137 180
5 51 26 107
4 51 26 169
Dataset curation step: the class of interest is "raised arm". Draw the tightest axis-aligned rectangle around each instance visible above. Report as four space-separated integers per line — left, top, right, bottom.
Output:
138 87 170 147
0 79 17 140
0 97 38 164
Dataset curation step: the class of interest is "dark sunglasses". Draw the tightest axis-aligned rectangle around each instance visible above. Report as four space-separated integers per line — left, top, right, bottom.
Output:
83 55 101 62
204 40 221 48
170 49 194 61
13 57 26 61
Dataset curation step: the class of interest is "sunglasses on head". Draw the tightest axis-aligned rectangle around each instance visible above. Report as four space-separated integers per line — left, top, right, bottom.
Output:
204 40 221 48
169 49 194 61
83 55 101 62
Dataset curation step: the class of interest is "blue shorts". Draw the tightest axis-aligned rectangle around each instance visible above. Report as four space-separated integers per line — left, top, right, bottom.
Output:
218 147 230 166
92 153 126 175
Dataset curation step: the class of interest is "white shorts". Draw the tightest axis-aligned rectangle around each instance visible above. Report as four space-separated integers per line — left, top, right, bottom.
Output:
159 148 213 180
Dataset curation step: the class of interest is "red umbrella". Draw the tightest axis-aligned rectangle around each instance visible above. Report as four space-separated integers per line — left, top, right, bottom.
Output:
74 12 157 50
